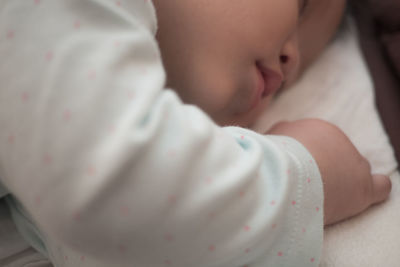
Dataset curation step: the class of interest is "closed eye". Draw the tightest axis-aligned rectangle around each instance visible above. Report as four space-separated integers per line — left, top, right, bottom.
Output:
299 0 310 16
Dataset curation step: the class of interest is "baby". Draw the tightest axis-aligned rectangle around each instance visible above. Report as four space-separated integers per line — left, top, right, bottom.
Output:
153 0 390 224
0 0 391 266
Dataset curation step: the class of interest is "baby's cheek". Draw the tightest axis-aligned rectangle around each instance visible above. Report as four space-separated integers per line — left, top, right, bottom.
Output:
248 95 274 124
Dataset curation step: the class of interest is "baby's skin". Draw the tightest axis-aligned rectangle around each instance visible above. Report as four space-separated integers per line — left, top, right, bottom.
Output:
268 120 391 226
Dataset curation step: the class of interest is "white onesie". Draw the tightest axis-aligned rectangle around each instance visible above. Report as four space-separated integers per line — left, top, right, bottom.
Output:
0 0 323 266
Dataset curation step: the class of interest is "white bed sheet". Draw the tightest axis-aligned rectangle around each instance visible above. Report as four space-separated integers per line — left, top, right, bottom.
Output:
0 199 51 266
253 18 400 267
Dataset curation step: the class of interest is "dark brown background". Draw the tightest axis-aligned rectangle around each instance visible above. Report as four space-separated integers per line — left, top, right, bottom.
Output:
350 0 400 168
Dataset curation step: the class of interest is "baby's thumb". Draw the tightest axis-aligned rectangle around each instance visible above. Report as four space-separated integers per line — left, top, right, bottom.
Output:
371 174 392 204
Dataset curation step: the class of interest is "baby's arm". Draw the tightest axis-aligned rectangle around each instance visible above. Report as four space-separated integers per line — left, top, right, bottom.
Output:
267 119 392 226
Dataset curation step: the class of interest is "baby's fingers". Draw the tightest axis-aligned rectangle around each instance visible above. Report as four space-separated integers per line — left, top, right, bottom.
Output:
371 174 392 204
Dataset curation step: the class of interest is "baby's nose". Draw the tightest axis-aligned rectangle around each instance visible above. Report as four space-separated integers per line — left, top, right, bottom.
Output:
280 34 300 83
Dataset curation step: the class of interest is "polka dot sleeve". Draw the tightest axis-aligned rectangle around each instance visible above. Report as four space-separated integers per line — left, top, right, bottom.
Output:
0 0 323 266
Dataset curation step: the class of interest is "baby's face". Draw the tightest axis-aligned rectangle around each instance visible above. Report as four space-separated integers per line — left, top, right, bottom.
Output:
154 0 346 127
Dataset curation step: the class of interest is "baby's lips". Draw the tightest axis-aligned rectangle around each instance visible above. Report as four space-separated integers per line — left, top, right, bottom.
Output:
261 68 284 97
256 62 284 97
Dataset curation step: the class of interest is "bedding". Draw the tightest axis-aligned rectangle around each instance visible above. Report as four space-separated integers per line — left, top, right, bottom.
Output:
0 199 50 266
253 18 399 267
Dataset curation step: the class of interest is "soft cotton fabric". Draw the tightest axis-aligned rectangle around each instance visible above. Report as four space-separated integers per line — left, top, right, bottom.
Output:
0 1 324 266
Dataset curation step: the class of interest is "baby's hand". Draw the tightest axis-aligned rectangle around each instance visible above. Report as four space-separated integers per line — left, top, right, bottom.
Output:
267 119 392 226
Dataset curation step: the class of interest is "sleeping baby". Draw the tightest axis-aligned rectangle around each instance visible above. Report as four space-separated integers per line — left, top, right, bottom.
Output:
0 0 392 266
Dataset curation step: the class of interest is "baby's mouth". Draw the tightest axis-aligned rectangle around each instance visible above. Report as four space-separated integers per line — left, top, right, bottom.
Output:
257 63 284 97
249 62 283 110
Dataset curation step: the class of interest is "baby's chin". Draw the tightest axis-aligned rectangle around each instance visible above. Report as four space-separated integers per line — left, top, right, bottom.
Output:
214 95 274 128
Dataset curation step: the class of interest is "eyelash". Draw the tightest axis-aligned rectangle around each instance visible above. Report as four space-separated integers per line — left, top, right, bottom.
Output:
300 0 309 16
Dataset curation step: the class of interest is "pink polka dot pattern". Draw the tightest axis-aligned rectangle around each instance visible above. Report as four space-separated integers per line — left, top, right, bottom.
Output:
108 125 116 134
45 51 53 61
88 70 96 80
87 166 97 176
21 92 29 102
72 212 81 221
1 2 324 265
128 91 135 100
162 111 169 122
63 109 71 122
140 68 148 75
167 149 176 157
34 196 41 206
167 195 177 204
205 176 213 185
117 244 126 254
208 211 216 219
7 135 15 144
119 205 130 217
7 30 14 39
43 154 52 165
164 233 174 242
74 20 81 29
